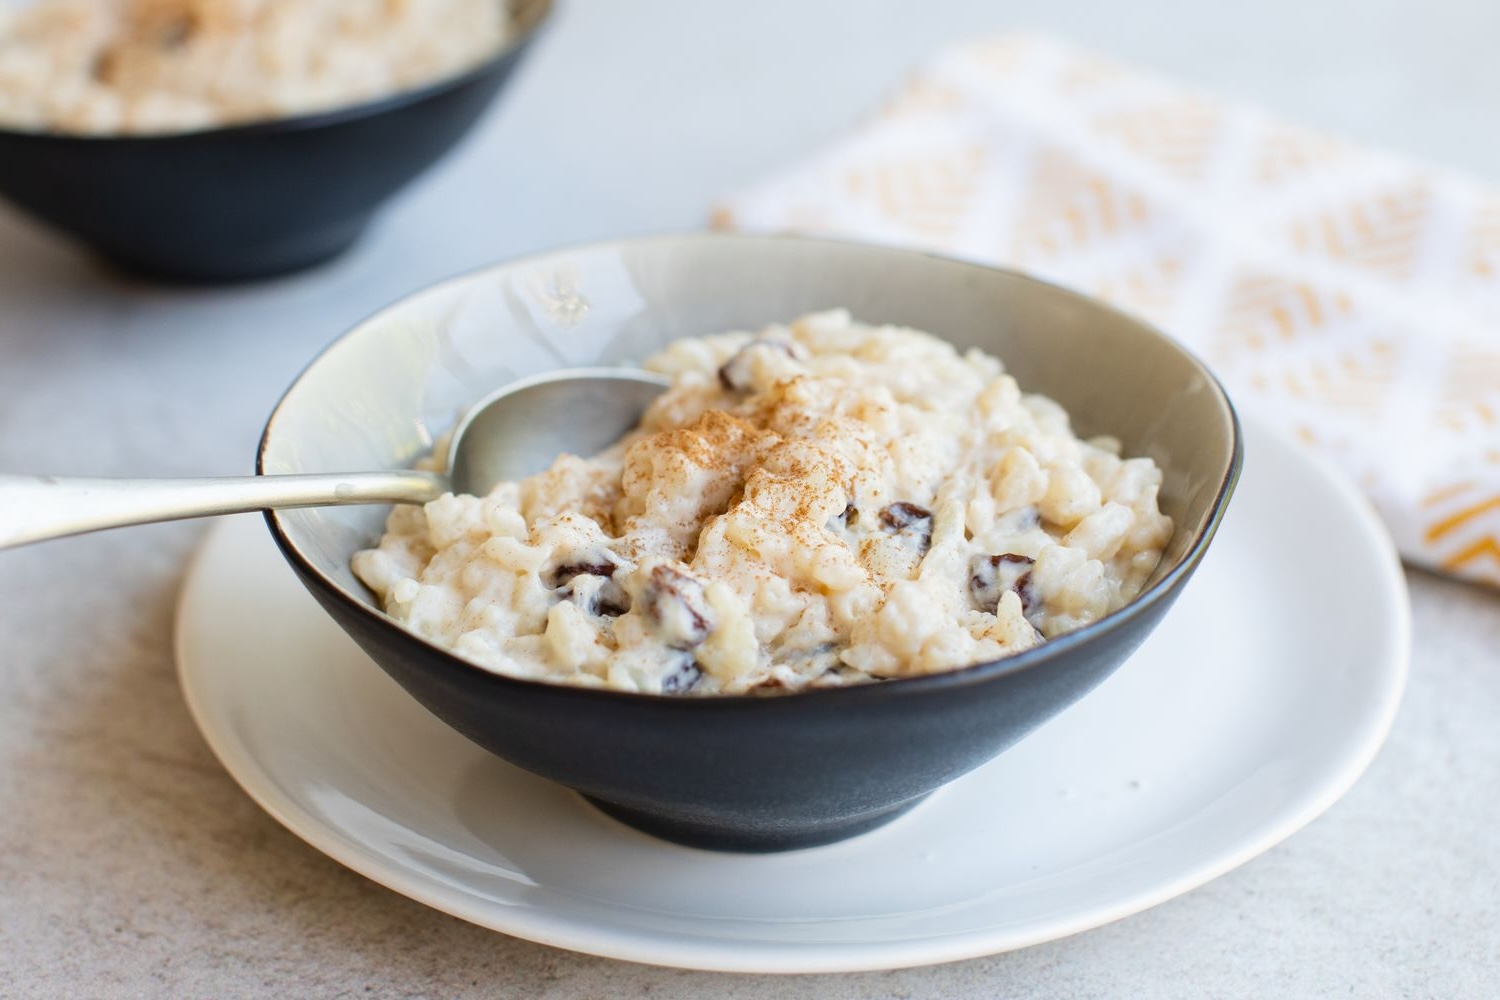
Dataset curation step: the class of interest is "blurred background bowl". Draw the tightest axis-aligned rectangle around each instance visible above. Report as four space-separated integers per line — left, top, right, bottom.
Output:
260 233 1242 852
0 0 551 283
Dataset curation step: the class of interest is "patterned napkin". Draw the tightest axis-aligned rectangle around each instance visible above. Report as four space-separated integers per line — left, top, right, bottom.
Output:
716 33 1500 588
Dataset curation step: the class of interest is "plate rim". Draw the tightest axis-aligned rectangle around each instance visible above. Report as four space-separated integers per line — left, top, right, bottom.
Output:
174 411 1410 974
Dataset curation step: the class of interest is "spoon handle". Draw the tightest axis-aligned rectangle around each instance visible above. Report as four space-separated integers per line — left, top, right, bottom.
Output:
0 471 447 549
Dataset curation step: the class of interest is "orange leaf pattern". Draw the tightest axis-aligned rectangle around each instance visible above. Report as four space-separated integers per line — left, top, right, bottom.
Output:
719 33 1500 588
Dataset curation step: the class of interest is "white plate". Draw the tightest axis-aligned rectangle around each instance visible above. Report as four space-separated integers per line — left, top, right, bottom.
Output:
175 413 1408 973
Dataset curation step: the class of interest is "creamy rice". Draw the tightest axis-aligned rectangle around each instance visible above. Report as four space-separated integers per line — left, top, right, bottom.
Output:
352 311 1173 696
0 0 510 135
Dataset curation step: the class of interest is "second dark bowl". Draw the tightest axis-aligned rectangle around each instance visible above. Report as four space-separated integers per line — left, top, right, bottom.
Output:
260 234 1243 852
0 0 550 283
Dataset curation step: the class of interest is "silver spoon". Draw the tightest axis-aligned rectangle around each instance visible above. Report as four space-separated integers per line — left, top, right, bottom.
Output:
0 368 670 549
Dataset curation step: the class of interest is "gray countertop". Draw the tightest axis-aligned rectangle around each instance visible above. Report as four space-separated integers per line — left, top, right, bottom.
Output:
1 1 1496 995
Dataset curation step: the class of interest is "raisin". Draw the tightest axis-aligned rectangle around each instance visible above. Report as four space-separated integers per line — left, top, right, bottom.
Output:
643 564 713 649
969 553 1035 613
661 658 703 695
594 583 631 618
717 339 797 392
159 17 192 48
879 501 933 553
558 574 631 618
827 501 857 532
880 501 931 531
140 13 194 51
550 556 629 618
545 558 617 589
1014 569 1039 616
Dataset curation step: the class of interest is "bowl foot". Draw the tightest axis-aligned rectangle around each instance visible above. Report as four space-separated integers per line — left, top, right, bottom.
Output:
95 216 371 285
581 794 931 853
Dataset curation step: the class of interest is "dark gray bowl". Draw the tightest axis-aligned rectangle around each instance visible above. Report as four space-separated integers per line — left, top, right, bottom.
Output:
260 234 1242 852
0 0 550 283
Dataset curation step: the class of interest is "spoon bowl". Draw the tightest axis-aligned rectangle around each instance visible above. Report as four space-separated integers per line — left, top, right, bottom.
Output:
447 369 670 493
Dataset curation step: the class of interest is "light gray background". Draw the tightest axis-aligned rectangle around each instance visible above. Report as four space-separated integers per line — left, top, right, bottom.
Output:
1 1 1496 996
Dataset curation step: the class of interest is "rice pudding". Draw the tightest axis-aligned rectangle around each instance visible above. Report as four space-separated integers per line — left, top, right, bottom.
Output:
0 0 510 135
352 311 1173 696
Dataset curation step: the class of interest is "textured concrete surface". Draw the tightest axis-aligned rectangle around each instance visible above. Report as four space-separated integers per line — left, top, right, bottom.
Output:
1 0 1497 995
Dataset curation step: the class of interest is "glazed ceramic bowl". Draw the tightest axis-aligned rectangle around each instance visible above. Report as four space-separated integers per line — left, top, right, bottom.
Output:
0 0 550 283
260 233 1242 852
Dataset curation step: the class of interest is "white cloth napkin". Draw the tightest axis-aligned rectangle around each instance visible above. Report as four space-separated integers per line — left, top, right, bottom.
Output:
717 33 1500 588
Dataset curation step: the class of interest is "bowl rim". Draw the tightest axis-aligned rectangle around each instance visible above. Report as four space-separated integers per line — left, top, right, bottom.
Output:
259 231 1244 708
0 0 552 144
